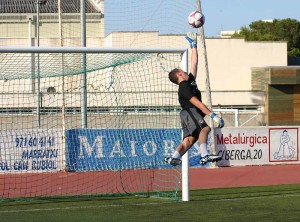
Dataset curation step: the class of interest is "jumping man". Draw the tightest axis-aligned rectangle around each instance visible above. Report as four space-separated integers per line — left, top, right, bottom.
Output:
165 32 224 166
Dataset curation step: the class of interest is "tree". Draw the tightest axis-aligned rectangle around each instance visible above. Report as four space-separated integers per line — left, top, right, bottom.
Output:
233 19 300 57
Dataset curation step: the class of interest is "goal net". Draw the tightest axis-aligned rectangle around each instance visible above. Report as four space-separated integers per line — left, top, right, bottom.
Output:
0 47 186 201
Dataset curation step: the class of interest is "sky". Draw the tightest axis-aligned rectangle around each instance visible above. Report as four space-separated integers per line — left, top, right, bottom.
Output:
104 0 300 37
202 0 300 36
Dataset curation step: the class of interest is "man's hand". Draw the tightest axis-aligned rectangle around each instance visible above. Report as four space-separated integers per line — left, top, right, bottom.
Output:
185 32 197 48
210 113 225 128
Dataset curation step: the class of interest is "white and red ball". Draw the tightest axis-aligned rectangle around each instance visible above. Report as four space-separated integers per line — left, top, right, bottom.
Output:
188 11 205 28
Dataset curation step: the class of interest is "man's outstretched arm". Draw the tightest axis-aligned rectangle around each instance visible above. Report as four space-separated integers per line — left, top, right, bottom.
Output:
185 32 198 78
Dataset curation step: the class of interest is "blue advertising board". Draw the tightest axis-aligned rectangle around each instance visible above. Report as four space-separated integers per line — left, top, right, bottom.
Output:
65 129 182 171
65 128 208 172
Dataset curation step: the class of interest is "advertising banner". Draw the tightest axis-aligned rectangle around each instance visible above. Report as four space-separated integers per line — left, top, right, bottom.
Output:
0 129 63 173
65 129 182 171
215 127 299 166
1 127 298 173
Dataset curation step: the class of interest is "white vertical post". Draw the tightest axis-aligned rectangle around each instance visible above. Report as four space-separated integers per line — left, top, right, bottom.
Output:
196 0 217 160
36 0 41 128
81 0 87 128
28 18 32 46
29 17 35 93
181 50 190 201
58 0 67 172
235 109 239 127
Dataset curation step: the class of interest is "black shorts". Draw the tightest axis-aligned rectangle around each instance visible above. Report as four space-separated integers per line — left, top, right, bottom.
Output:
180 108 208 139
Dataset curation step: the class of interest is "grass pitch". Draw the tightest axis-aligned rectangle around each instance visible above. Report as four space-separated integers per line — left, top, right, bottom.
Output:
1 184 300 222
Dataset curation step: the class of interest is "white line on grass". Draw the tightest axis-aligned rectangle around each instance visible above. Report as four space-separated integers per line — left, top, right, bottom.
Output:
1 193 300 213
210 193 300 202
0 202 173 213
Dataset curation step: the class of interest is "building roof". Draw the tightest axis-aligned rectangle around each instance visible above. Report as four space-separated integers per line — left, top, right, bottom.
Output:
0 0 100 13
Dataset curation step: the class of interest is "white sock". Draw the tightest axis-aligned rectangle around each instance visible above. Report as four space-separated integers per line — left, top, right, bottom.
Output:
199 143 209 157
172 151 181 159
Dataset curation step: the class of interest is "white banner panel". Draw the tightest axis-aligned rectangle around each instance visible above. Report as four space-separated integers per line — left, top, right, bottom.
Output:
215 127 299 166
269 128 298 162
0 129 63 173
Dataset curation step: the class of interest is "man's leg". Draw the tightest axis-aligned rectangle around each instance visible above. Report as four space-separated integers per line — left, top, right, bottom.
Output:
176 135 196 156
198 126 222 165
198 125 210 155
165 136 195 166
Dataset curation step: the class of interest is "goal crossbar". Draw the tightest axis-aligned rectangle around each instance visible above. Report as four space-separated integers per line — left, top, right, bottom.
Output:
0 47 187 54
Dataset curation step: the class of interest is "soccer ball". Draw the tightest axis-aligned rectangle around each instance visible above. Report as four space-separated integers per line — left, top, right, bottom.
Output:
188 11 205 28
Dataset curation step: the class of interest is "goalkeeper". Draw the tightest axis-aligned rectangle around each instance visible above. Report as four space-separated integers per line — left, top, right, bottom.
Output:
165 32 224 166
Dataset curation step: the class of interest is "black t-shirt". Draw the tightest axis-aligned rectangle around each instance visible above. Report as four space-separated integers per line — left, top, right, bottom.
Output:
178 73 204 116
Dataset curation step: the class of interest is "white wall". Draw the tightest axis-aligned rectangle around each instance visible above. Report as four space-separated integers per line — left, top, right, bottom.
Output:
104 32 287 106
0 31 288 107
203 38 287 91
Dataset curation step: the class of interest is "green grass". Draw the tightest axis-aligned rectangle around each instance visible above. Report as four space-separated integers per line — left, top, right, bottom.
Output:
1 184 300 222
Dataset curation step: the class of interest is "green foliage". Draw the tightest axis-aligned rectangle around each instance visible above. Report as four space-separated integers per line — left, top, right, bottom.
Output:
233 18 300 57
289 47 300 57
